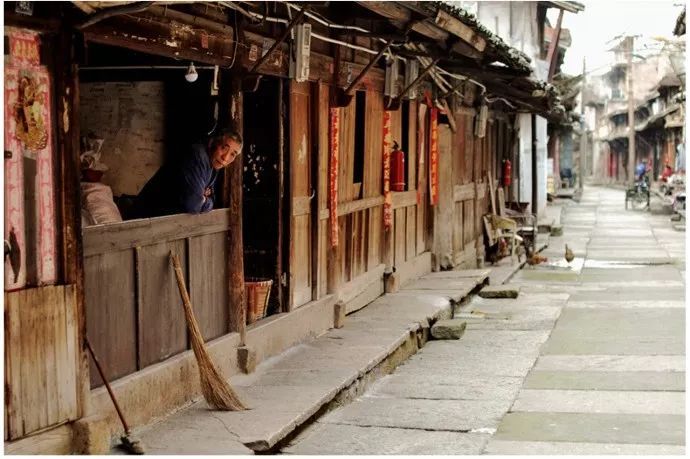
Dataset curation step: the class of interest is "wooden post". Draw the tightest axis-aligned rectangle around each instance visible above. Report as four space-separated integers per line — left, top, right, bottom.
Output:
310 82 322 301
224 74 246 345
54 23 89 417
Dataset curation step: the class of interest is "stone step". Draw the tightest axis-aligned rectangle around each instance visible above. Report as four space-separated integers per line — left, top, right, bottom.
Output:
478 285 520 299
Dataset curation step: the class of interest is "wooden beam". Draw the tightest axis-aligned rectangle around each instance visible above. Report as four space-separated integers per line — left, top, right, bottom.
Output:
77 1 154 30
434 9 486 52
356 1 449 42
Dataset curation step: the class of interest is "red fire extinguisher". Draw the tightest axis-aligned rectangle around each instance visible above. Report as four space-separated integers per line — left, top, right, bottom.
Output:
391 141 405 192
502 159 512 187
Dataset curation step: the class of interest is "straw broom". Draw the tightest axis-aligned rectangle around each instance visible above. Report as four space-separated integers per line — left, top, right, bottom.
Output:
169 251 247 411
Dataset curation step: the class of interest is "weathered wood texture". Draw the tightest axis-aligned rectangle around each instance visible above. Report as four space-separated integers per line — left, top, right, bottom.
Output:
55 24 89 421
433 124 454 269
83 210 233 387
227 77 246 343
5 286 79 439
85 250 137 386
289 81 313 309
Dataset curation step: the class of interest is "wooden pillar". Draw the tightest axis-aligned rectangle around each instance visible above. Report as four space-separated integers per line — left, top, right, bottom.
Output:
54 24 89 417
224 74 246 345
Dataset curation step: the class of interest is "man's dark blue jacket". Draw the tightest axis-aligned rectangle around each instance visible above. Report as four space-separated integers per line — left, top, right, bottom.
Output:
130 144 218 219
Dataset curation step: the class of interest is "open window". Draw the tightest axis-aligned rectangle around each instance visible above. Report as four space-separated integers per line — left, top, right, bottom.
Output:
78 43 225 227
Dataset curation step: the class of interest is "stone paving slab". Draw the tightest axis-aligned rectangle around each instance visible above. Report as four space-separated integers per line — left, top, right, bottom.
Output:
393 350 539 378
484 439 685 455
369 372 523 402
567 300 686 309
533 355 686 372
320 396 511 432
541 308 685 355
512 389 685 415
458 329 552 350
524 370 686 392
494 412 685 445
134 408 254 455
284 423 490 455
568 287 686 302
580 266 682 282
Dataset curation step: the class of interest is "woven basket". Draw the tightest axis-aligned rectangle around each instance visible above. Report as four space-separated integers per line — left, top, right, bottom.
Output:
245 278 272 324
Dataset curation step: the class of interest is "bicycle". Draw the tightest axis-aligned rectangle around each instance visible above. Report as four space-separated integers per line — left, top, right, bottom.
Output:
625 176 650 211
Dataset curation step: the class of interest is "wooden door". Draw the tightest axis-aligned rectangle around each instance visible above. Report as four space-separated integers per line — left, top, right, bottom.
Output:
5 286 80 440
4 43 79 439
287 81 313 309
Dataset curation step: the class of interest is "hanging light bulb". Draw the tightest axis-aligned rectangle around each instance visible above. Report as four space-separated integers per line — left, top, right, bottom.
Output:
185 62 198 83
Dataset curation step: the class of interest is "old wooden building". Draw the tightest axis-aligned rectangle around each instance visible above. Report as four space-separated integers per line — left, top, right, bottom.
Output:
3 1 564 453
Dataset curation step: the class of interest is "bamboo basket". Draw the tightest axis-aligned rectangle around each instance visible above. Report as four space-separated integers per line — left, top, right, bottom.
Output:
245 278 272 324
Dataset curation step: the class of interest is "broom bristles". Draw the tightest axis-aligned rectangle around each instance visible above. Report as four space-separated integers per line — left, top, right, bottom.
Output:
170 252 248 411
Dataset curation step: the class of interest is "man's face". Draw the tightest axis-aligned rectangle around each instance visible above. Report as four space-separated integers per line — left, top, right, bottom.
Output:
210 137 242 170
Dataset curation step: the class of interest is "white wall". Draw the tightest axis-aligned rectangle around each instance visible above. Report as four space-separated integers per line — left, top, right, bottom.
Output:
518 113 548 215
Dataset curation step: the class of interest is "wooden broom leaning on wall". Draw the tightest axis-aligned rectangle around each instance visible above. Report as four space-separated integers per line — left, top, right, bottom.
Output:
169 251 248 411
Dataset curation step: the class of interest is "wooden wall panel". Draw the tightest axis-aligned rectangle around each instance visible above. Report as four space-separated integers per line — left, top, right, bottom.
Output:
291 214 312 307
5 285 78 439
318 87 330 298
407 100 417 190
464 115 475 184
463 201 474 246
453 113 465 185
364 92 383 198
319 219 328 297
189 232 229 341
394 208 405 266
368 206 382 269
339 103 355 202
406 206 416 260
138 240 188 368
85 250 137 387
435 124 454 268
453 201 463 254
289 81 313 309
318 85 330 212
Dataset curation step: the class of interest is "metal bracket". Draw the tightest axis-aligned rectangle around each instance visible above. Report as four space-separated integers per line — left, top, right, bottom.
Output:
333 39 394 108
385 57 441 111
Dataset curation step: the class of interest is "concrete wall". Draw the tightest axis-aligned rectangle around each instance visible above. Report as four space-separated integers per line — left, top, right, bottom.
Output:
80 82 165 197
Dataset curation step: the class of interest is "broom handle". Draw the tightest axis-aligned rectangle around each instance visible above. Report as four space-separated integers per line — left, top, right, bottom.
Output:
85 337 131 434
170 252 205 341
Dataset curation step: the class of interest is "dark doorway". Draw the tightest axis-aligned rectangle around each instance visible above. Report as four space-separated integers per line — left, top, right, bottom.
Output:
242 77 283 316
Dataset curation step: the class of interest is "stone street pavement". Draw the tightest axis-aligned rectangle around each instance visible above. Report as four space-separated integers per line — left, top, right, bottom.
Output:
284 186 685 455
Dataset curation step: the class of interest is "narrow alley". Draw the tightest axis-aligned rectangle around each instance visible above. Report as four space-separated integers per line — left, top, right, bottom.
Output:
283 186 685 455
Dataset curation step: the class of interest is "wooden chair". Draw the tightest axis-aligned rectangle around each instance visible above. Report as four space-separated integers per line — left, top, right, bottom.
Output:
484 172 523 264
497 188 537 255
